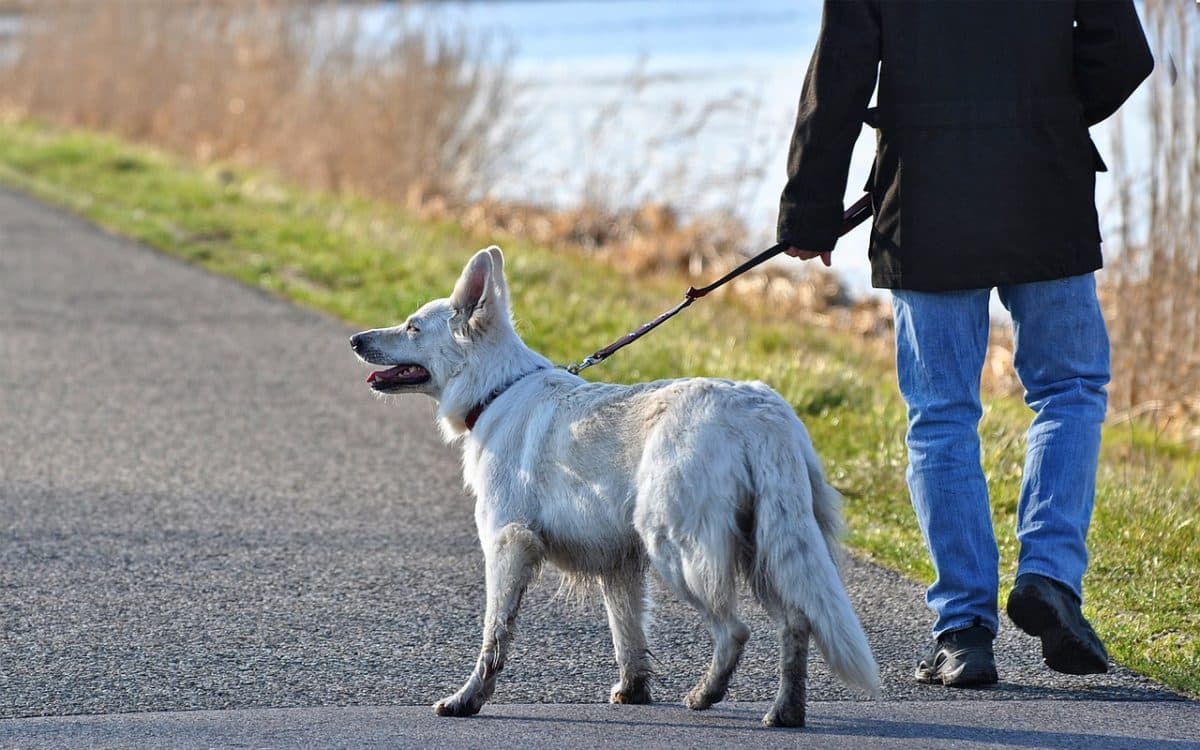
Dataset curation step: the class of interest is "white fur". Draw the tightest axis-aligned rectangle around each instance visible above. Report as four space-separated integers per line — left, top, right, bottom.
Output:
352 246 880 728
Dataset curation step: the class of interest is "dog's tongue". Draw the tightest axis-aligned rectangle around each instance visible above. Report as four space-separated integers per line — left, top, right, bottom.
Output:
367 365 406 384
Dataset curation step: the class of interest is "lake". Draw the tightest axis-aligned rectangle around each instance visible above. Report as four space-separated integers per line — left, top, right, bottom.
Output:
353 0 887 291
3 1 1153 295
363 0 1153 297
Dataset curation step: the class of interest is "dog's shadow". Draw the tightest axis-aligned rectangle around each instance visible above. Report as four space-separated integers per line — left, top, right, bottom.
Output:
478 697 1196 750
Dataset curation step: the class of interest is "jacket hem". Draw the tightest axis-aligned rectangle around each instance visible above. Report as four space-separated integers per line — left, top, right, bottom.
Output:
871 257 1103 292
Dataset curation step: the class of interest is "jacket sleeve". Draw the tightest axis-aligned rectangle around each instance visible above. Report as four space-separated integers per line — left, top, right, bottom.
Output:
777 0 880 252
1074 0 1154 127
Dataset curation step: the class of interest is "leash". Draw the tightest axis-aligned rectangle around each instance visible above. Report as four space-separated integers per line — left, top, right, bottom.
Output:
565 193 874 375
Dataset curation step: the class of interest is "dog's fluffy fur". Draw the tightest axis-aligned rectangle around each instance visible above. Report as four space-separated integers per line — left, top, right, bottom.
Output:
351 247 879 727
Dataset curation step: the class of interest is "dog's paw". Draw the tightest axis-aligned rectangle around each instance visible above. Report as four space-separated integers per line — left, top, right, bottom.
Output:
433 693 483 718
683 684 721 711
762 705 805 728
610 679 652 705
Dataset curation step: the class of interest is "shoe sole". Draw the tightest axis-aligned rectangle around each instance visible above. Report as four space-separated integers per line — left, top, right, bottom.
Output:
1007 591 1108 675
915 667 998 688
915 659 998 687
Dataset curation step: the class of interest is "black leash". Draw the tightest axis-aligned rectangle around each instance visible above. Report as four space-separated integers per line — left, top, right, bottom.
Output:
566 193 873 375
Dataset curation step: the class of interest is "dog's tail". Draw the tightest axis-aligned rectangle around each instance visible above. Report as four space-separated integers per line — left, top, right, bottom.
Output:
753 422 881 698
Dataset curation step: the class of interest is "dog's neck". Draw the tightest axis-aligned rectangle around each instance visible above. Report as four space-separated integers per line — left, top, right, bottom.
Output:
438 336 555 439
464 367 547 430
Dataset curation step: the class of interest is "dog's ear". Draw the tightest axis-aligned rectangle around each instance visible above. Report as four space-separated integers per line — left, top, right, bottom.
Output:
486 245 504 277
450 249 496 331
451 249 493 315
484 245 509 307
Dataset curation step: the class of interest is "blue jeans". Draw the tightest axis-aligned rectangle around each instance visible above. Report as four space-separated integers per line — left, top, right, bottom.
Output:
891 274 1110 638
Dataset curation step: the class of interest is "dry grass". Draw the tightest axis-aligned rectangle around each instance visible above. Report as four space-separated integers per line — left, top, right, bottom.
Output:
0 0 799 312
415 190 896 346
1104 0 1200 442
0 0 516 206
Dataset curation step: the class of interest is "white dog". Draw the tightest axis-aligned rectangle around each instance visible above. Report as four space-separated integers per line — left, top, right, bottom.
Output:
350 247 879 728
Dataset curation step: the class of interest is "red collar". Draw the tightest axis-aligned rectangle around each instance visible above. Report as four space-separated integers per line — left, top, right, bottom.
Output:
463 368 547 431
464 401 490 431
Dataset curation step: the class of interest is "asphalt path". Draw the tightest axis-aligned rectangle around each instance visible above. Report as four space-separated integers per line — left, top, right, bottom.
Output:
1 186 1196 748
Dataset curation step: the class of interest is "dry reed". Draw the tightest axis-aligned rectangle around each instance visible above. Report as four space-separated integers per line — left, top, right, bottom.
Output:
1104 0 1200 441
0 0 516 206
0 0 774 297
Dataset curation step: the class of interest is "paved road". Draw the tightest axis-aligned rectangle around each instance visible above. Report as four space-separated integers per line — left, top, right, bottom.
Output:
5 702 1200 750
0 186 1195 748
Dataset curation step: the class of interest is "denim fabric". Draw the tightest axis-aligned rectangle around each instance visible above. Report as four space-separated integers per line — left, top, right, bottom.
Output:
891 274 1110 638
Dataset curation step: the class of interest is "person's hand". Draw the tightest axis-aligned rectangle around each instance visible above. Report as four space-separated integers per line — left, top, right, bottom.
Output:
783 247 832 267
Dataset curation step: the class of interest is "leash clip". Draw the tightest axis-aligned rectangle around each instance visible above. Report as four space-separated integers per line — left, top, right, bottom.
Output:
566 355 600 375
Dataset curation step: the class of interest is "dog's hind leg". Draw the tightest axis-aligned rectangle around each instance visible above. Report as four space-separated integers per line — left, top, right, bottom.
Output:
645 532 748 711
600 566 653 705
751 573 812 728
763 612 811 728
684 603 750 711
434 523 544 718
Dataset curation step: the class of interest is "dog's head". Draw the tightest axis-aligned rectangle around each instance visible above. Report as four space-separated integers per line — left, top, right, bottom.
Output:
350 246 513 400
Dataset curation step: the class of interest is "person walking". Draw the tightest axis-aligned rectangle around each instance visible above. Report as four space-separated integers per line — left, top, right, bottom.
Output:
777 0 1153 686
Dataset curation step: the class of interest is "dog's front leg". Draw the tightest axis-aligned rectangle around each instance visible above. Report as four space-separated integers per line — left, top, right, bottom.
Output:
434 523 544 718
601 568 653 704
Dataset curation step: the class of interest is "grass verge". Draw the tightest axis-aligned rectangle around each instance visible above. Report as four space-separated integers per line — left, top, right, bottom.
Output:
0 118 1195 697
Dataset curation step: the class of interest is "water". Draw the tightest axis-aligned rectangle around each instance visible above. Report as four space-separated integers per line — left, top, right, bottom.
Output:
352 0 888 290
365 1 1154 298
6 1 1149 295
6 2 1150 297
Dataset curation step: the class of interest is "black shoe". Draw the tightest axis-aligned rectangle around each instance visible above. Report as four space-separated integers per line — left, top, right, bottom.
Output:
915 624 998 687
1007 573 1109 675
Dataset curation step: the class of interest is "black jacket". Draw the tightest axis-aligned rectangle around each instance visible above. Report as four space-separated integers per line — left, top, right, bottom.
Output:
777 0 1153 291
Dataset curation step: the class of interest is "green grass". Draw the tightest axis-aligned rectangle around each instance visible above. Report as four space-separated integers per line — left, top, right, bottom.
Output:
0 118 1195 697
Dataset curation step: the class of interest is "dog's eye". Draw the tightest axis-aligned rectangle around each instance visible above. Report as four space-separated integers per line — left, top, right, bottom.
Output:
406 322 420 335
